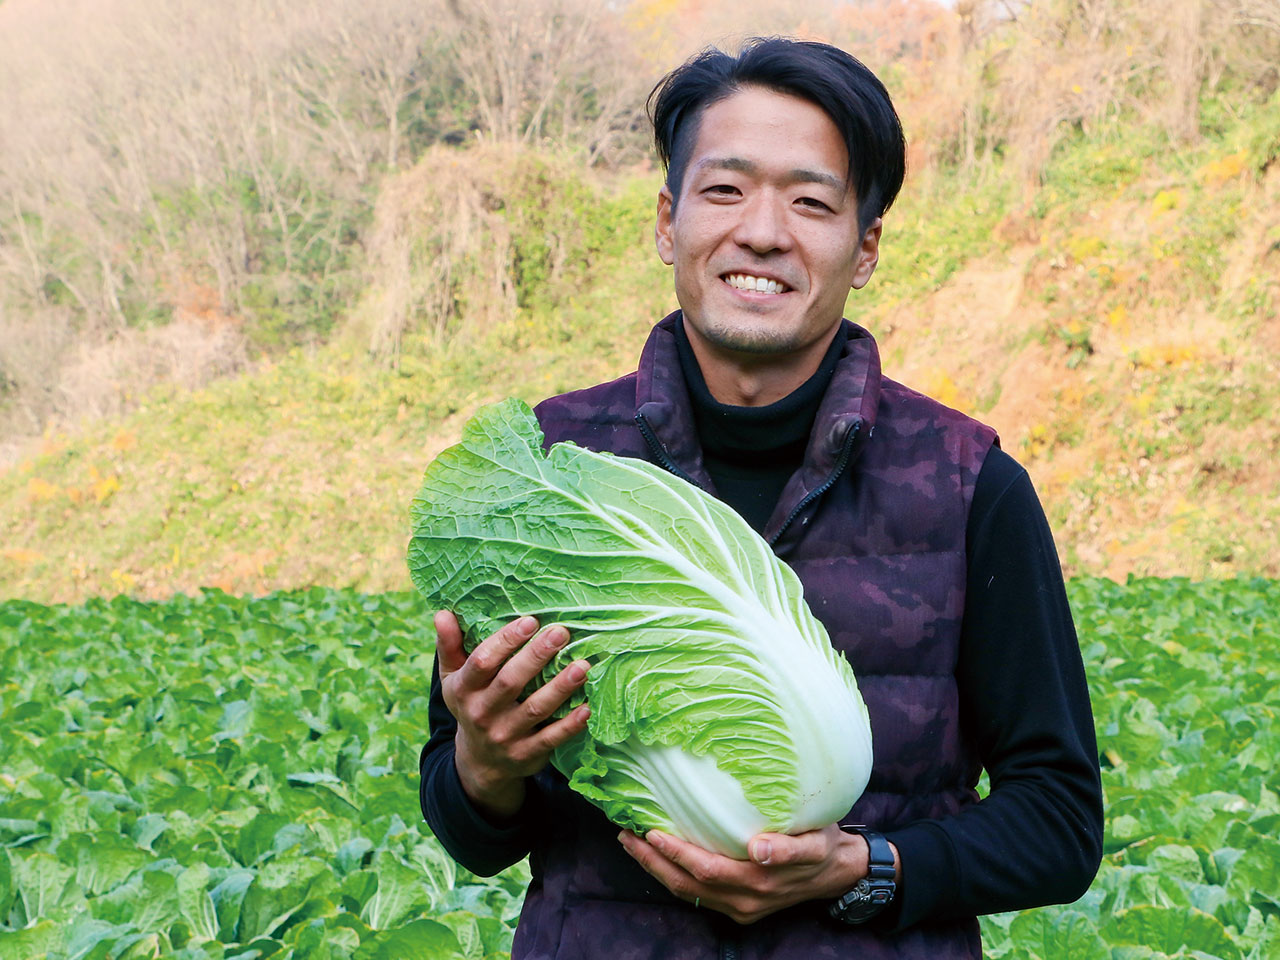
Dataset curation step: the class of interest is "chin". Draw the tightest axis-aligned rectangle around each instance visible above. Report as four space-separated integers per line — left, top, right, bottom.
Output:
698 319 808 357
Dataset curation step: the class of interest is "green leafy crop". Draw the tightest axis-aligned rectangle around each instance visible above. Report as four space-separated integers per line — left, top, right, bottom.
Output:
981 576 1280 960
0 589 520 959
2 577 1278 958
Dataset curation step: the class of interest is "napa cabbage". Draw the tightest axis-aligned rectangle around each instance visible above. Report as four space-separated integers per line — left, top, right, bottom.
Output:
408 399 873 858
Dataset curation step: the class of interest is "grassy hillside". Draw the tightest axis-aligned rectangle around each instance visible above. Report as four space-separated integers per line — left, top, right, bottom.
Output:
878 117 1280 580
2 101 1278 603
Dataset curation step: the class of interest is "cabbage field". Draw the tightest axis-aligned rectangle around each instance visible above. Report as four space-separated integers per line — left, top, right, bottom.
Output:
1 577 1278 959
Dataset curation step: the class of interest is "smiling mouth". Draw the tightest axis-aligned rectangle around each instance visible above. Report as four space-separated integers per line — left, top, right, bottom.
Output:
722 273 790 295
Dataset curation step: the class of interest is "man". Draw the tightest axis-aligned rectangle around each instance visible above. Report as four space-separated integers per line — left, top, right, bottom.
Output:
420 38 1103 960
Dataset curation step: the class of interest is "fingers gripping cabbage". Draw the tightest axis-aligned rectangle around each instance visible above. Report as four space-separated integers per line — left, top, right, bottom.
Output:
408 399 873 858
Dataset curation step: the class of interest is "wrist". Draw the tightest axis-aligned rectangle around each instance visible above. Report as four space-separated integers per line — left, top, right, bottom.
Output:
828 826 899 925
828 828 870 896
830 829 902 886
453 747 526 821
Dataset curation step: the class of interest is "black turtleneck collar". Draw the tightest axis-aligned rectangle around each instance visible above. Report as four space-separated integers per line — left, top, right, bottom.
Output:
673 317 847 530
674 318 847 462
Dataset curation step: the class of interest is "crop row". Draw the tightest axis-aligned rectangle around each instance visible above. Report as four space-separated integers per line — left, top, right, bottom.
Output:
1 578 1278 958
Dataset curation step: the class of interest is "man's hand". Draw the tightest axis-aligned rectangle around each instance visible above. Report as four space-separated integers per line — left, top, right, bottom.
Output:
436 610 591 820
618 824 899 925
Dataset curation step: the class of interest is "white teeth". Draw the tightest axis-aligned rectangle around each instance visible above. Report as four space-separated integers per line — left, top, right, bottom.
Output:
725 274 785 294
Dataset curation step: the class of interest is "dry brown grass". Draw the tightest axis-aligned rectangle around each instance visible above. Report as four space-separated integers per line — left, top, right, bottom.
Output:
873 153 1280 581
352 146 527 365
0 0 648 447
4 0 1277 453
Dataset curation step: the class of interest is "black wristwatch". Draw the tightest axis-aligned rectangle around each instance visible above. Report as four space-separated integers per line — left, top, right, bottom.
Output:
828 825 897 925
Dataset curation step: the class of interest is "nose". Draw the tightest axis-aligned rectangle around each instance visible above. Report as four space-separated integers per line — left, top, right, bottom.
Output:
732 191 791 255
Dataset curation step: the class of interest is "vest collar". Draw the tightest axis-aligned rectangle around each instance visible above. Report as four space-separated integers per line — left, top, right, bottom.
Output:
634 311 883 534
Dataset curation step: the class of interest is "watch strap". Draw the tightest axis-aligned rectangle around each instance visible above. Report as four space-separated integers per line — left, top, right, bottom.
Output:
859 828 897 880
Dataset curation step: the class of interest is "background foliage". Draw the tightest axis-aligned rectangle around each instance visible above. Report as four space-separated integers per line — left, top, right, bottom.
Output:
2 579 1277 957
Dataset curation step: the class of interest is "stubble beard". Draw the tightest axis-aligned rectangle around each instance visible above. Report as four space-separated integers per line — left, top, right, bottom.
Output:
692 312 814 357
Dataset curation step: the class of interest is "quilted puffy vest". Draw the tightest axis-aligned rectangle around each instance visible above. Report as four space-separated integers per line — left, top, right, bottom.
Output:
513 313 997 960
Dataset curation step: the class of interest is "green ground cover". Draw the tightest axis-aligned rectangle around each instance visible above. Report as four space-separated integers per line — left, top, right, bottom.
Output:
2 577 1278 958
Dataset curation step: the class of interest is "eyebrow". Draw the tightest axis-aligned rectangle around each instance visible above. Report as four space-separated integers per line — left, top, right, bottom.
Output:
696 156 846 192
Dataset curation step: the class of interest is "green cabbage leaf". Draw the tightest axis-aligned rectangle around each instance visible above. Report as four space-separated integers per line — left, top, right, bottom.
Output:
408 399 873 858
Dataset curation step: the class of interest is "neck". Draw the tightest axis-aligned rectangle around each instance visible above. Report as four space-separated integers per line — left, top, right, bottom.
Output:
681 321 843 407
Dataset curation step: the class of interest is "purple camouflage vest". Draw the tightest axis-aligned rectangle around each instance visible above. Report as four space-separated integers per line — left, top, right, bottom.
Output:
517 313 997 960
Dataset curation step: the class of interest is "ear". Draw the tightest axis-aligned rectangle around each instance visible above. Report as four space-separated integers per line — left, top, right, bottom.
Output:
850 217 882 290
655 184 675 266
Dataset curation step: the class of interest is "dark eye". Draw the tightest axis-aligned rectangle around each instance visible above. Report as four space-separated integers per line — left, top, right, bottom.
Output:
797 197 831 211
706 184 740 197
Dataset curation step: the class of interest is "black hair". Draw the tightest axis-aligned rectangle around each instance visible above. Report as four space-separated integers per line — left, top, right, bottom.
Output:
647 37 906 235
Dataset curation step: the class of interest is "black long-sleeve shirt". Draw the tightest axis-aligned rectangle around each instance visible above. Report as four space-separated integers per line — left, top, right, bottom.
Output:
419 326 1103 928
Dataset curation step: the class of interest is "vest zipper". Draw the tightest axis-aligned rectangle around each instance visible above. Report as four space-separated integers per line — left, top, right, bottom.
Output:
634 412 703 488
766 418 862 547
637 409 859 957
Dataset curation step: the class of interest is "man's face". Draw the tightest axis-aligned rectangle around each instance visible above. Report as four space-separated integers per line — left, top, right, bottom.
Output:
656 85 880 363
